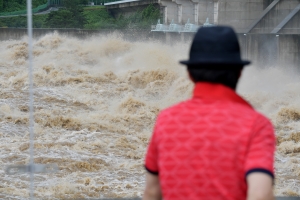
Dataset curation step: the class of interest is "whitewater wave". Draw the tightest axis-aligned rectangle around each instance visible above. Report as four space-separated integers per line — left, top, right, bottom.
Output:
0 32 299 199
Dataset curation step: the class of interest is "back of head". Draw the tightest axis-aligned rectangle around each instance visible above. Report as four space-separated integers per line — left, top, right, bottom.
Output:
180 26 251 89
188 66 241 89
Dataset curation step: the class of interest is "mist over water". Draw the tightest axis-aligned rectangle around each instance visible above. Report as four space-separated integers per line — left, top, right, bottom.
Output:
0 32 299 199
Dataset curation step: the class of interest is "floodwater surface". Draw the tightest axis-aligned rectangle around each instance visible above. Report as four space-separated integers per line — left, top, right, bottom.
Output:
0 33 299 199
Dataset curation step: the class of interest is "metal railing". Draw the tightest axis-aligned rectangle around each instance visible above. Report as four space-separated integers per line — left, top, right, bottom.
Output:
103 0 141 5
151 18 214 33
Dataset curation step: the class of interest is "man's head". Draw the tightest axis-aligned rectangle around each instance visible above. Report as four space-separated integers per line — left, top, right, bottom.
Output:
187 66 242 89
180 26 250 90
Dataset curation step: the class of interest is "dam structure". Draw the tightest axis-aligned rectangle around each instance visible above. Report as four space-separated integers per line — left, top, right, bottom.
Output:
105 0 300 34
103 0 300 68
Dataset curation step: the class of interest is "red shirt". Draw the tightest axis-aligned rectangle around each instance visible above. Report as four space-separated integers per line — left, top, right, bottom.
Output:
145 82 275 200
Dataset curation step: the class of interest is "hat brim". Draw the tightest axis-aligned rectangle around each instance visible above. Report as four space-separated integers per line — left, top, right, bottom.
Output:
179 60 251 66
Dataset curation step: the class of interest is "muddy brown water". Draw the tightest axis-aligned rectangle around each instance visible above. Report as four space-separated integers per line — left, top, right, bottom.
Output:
0 32 300 199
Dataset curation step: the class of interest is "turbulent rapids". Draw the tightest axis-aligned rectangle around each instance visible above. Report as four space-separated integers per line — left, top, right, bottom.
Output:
0 32 300 199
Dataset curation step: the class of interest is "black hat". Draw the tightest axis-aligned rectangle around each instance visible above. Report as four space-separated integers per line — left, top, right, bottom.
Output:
180 26 251 67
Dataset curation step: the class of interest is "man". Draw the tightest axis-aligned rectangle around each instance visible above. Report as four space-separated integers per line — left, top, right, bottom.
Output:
143 26 275 200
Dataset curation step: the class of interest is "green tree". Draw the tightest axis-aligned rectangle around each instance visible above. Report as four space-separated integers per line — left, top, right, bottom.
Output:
32 0 47 8
63 0 80 10
0 15 47 28
84 8 116 29
45 9 74 28
3 0 25 12
45 0 86 28
2 0 47 12
79 0 88 5
0 0 3 12
0 19 5 27
115 4 160 29
141 4 160 22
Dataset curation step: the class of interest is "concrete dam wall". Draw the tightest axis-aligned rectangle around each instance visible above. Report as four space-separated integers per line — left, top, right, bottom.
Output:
238 33 300 69
0 28 299 69
106 0 300 34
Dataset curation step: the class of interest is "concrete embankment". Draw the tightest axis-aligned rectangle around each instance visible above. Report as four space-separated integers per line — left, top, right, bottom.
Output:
0 28 153 41
0 28 299 69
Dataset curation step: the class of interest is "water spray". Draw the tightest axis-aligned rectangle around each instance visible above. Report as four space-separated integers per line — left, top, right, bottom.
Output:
5 1 57 199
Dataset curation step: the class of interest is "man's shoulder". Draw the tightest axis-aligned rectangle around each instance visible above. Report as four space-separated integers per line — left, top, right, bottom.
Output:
234 103 274 133
252 110 274 130
157 100 191 119
236 100 272 124
157 99 272 123
233 102 273 126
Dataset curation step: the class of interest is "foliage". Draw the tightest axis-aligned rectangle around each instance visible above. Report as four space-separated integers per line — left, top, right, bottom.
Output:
84 4 160 30
117 4 160 29
0 15 47 28
0 20 5 27
33 15 47 28
0 0 3 12
0 3 160 30
83 8 116 29
141 4 160 23
45 10 75 28
32 0 47 8
0 16 26 28
45 0 86 28
79 0 88 4
83 5 105 10
1 0 47 12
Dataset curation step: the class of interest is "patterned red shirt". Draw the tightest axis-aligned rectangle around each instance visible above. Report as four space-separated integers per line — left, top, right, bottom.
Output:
145 82 275 200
